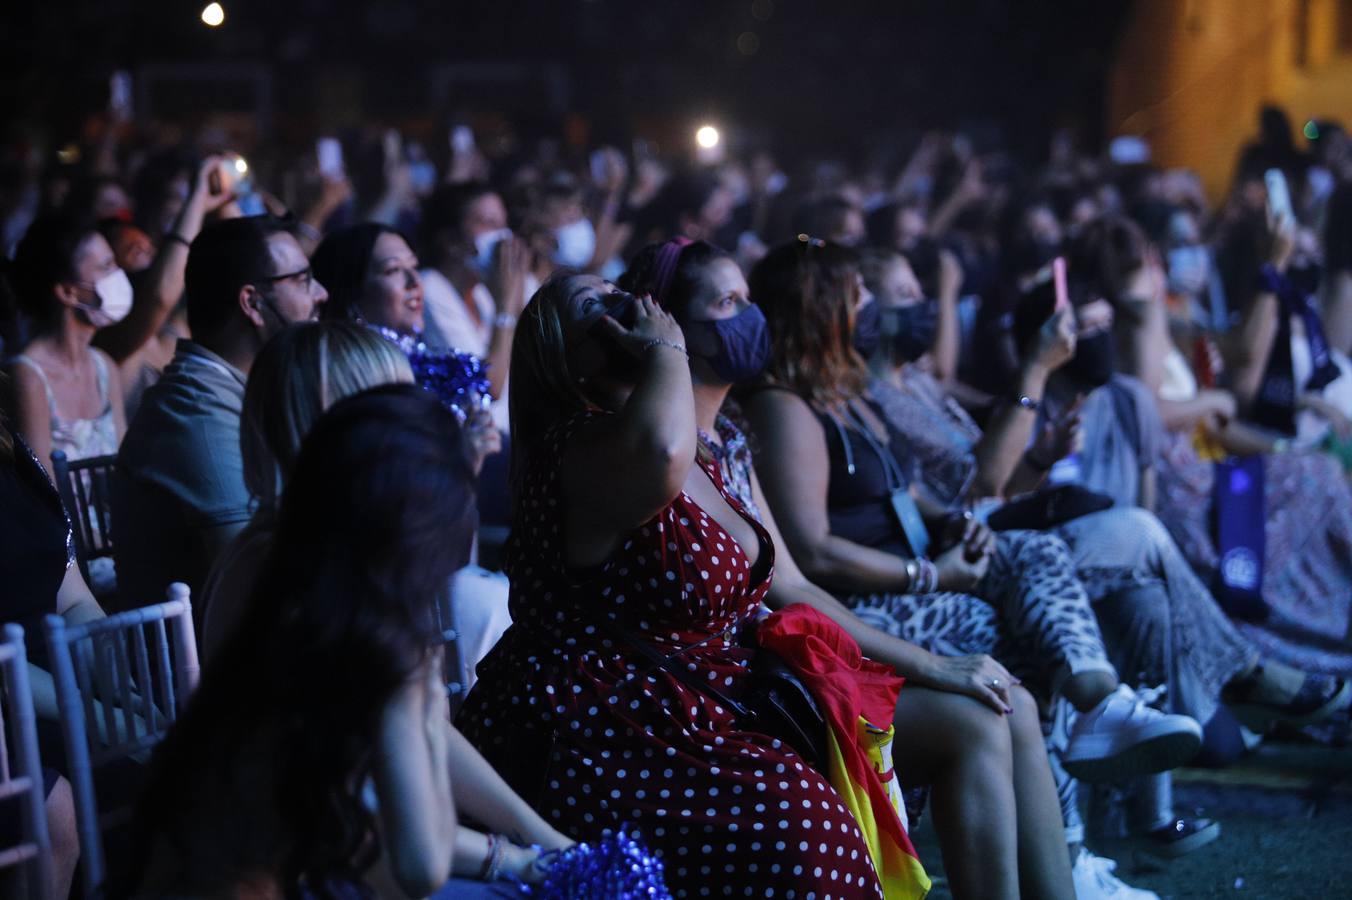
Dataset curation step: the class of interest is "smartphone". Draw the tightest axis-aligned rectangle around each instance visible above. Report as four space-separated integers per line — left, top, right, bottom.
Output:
1265 168 1295 226
451 125 475 156
317 137 344 178
1052 256 1070 312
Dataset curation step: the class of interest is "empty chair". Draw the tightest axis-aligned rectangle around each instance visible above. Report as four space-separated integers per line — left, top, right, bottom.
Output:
0 625 54 900
43 584 199 897
49 450 118 598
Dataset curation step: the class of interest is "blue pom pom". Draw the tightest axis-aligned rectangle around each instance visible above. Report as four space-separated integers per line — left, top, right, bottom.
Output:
523 826 671 899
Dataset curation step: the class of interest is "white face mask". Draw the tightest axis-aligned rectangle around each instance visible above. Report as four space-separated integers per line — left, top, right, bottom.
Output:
472 227 513 274
75 268 133 328
553 218 597 269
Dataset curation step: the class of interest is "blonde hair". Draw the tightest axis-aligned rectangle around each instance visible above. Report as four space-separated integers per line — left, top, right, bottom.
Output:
241 321 414 510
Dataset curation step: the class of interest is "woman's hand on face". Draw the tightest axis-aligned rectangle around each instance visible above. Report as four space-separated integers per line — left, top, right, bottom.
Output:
919 653 1018 715
594 294 687 359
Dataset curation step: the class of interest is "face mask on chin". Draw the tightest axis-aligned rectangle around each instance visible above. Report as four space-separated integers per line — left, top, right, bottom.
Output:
73 268 133 328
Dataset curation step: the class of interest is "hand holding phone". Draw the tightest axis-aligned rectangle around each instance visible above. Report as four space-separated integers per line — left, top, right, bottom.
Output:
1265 168 1295 228
317 137 344 178
1052 256 1069 312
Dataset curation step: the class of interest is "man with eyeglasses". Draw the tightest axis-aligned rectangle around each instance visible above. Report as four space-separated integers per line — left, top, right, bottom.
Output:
113 216 328 617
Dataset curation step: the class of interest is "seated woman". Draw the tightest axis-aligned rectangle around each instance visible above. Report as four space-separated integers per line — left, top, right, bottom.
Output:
123 386 570 897
740 238 1203 785
1073 214 1352 682
457 275 928 899
863 246 1342 852
0 399 90 900
5 214 129 592
313 223 513 644
199 321 416 660
616 239 1080 898
313 222 511 527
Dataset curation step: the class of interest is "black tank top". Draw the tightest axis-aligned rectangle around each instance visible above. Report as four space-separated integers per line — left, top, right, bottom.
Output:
814 399 914 559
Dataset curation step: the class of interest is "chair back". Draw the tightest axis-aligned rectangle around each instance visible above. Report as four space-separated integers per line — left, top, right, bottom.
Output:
0 625 55 900
44 584 200 896
49 450 118 588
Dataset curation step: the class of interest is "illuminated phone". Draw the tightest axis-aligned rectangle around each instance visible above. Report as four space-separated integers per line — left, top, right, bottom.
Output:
1052 257 1070 312
1265 168 1294 226
451 125 475 156
317 137 344 178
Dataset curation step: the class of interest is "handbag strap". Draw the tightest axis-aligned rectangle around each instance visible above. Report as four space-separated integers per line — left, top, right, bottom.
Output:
598 618 754 719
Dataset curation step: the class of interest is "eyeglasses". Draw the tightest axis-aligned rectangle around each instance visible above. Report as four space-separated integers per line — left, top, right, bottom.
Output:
256 266 314 291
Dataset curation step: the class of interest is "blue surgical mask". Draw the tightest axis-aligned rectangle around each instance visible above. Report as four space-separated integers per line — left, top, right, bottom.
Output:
553 218 597 269
687 303 771 384
1166 245 1210 298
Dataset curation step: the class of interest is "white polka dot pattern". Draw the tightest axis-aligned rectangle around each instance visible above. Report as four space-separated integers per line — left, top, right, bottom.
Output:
458 412 883 897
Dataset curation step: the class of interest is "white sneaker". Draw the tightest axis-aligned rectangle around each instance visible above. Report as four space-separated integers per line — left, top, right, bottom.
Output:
1071 847 1159 899
1063 685 1202 782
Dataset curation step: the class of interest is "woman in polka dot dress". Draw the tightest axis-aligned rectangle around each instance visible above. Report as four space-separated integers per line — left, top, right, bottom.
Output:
457 275 885 898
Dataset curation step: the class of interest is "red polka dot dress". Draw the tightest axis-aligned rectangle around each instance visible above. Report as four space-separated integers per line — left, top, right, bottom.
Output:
457 413 883 898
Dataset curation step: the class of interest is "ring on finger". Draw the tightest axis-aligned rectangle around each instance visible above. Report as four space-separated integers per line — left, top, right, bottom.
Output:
988 677 1001 689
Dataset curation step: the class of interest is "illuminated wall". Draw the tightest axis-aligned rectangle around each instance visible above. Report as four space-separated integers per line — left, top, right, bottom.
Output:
1109 0 1352 200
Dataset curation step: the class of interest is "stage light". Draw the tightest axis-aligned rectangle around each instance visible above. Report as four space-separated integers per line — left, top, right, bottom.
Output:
696 125 721 149
201 3 225 27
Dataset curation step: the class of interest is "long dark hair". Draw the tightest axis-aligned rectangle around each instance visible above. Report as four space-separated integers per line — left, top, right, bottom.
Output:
748 238 867 409
123 384 476 897
312 223 408 325
507 272 596 488
618 240 728 319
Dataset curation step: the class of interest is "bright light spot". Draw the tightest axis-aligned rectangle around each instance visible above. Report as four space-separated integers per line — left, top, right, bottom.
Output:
696 125 721 149
233 156 249 175
201 3 225 27
1305 120 1321 140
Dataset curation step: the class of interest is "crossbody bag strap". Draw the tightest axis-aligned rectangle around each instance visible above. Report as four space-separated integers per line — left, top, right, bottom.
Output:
597 618 753 718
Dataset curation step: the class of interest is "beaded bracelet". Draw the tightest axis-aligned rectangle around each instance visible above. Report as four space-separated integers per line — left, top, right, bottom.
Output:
642 338 688 357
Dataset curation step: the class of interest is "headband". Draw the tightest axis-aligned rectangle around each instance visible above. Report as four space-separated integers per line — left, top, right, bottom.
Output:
650 237 693 307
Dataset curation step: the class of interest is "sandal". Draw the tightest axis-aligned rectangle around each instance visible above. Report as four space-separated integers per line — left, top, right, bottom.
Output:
1224 669 1352 733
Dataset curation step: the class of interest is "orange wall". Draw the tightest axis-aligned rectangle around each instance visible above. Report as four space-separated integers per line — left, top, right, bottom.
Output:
1109 0 1352 201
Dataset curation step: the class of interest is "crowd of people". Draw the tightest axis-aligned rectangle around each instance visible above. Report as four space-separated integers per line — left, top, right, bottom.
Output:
2 100 1352 898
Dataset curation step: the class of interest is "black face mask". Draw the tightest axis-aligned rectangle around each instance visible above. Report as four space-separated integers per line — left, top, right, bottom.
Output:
1065 329 1116 390
579 292 642 380
886 301 939 363
853 301 882 358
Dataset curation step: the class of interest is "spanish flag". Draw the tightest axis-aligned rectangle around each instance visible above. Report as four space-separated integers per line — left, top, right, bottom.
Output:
758 605 930 899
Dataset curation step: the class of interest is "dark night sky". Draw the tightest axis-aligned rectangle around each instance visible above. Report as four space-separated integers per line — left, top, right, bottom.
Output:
2 1 1133 163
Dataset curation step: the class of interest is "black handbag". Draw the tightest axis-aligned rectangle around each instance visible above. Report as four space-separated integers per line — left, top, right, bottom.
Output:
606 619 828 768
986 484 1114 532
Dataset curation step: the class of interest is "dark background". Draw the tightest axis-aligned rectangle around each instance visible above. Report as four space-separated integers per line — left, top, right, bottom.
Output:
1 1 1133 164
